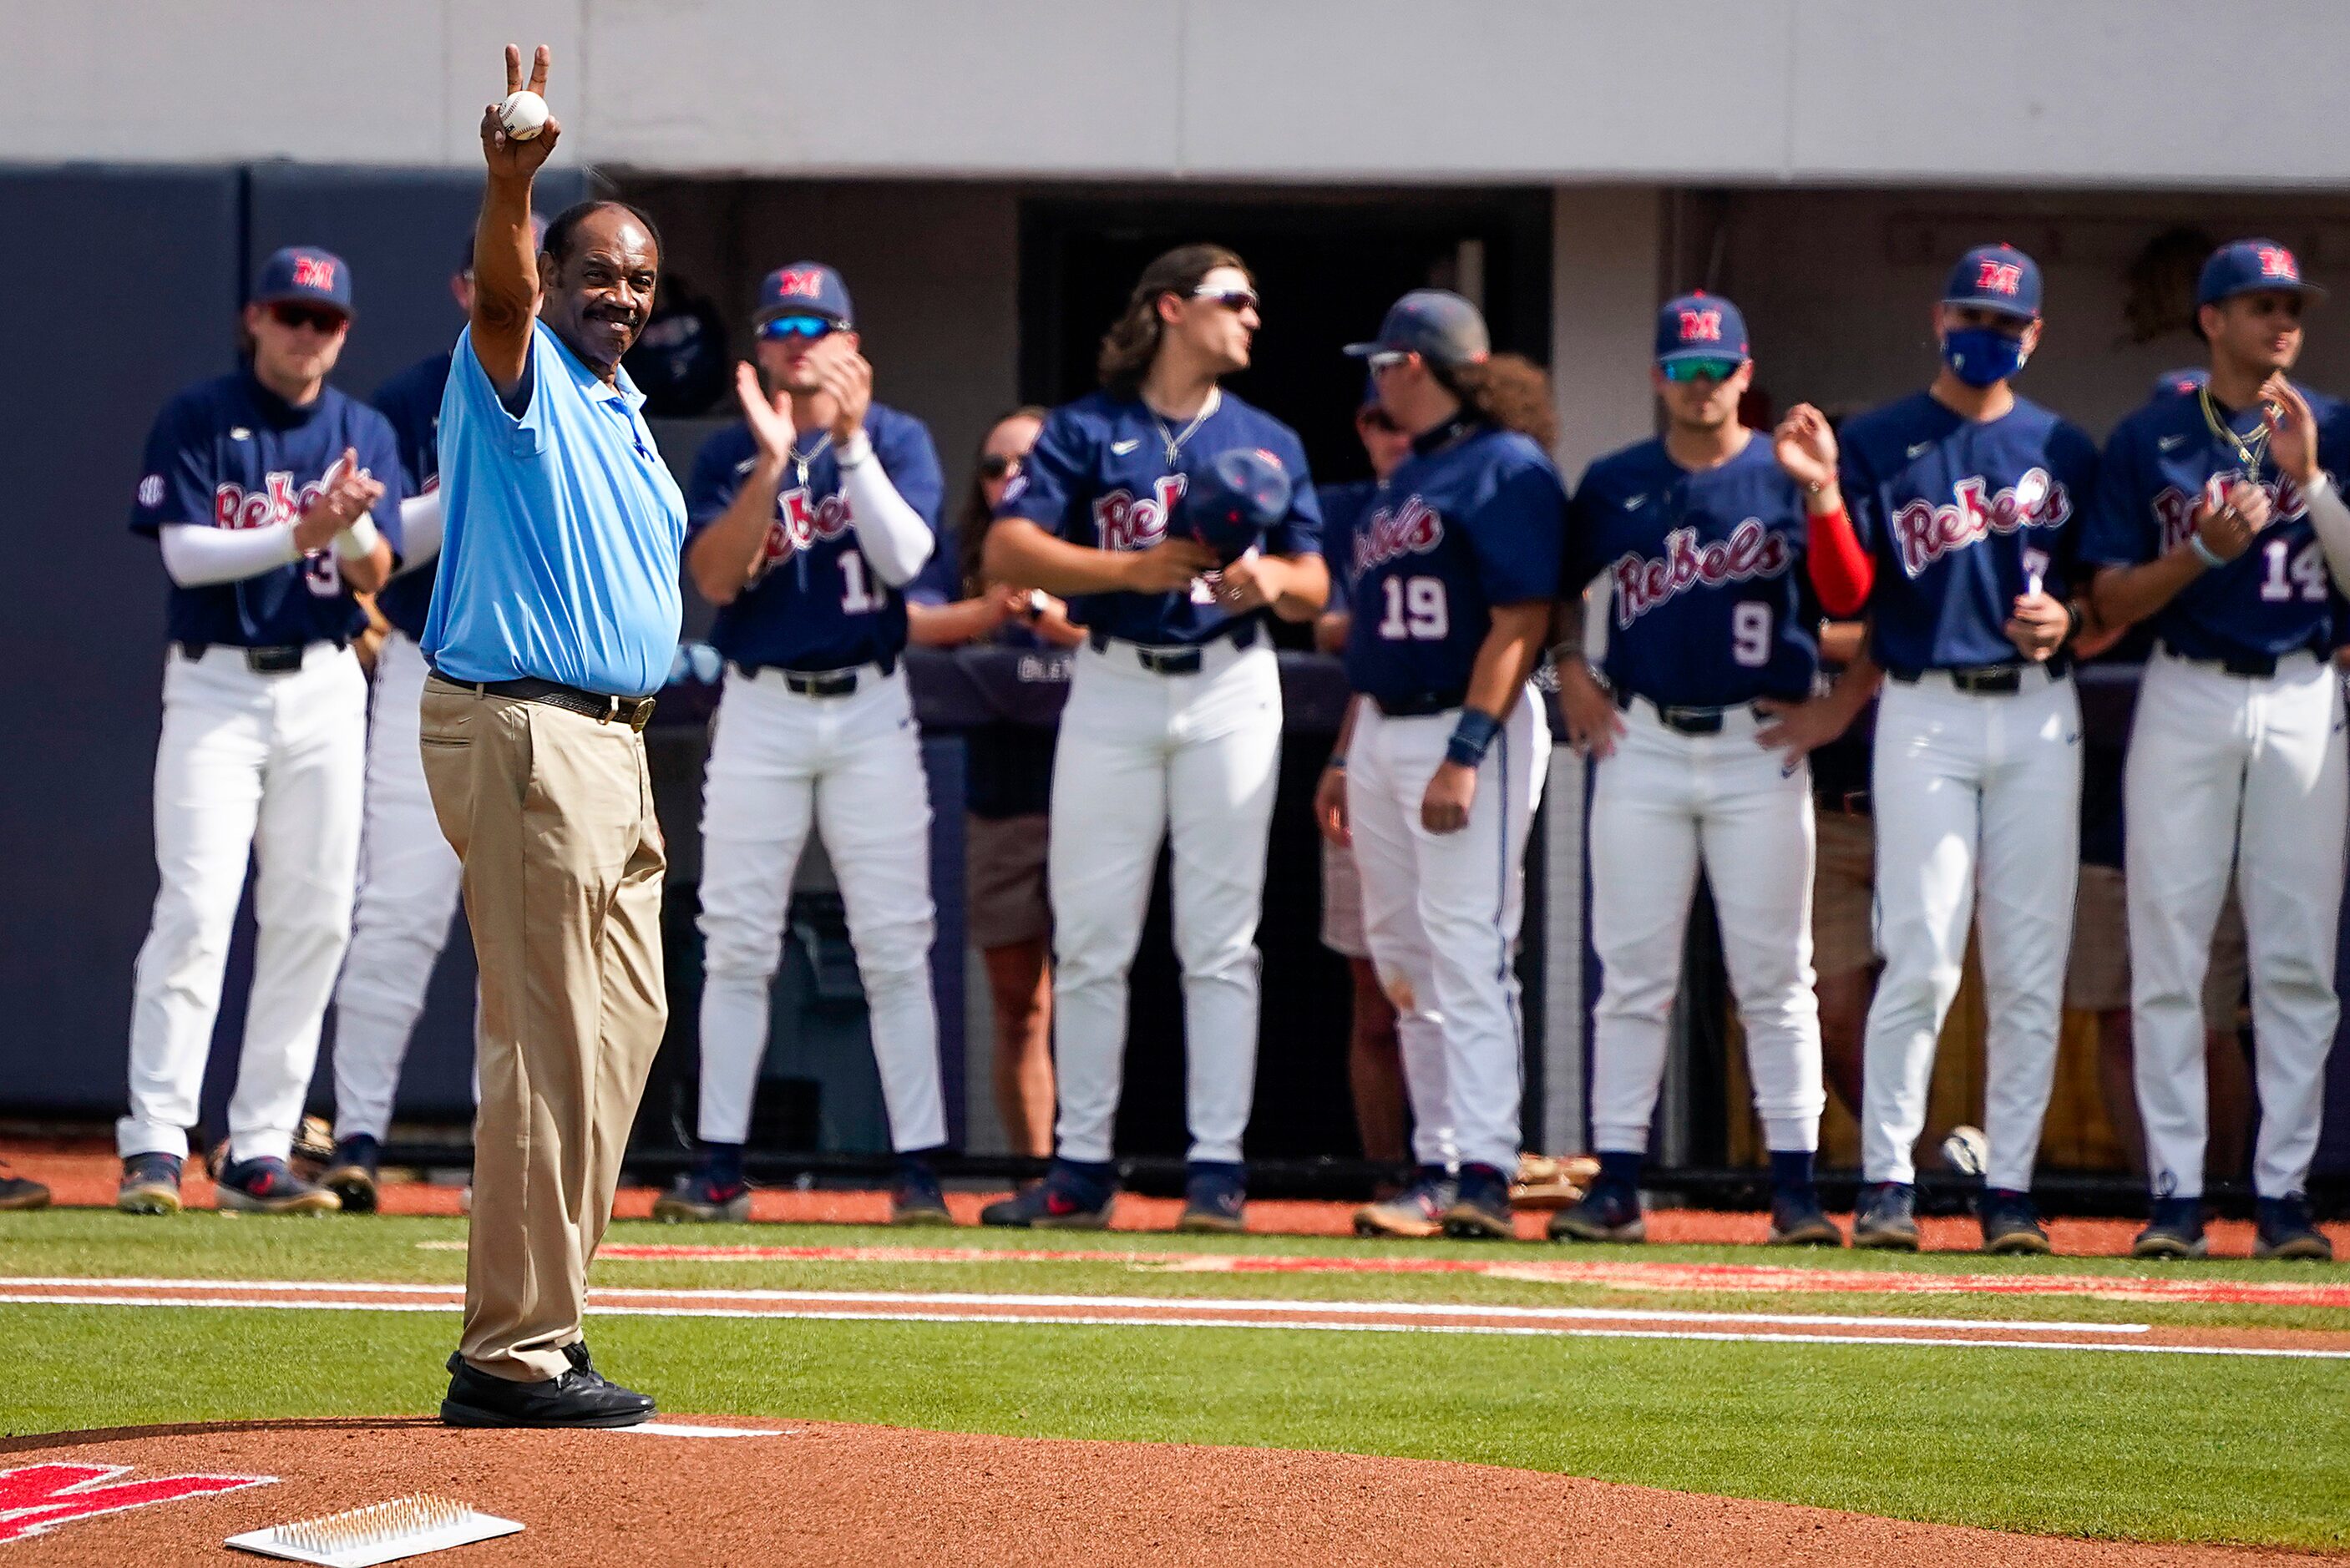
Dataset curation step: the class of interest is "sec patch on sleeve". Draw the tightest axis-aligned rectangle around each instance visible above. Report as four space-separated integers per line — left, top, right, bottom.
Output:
137 474 165 508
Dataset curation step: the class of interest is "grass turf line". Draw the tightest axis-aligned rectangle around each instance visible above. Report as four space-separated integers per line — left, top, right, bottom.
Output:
0 1303 2343 1550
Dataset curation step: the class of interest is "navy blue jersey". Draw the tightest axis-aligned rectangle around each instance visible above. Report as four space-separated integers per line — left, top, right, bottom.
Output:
685 403 947 671
2079 383 2350 662
1341 422 1567 706
1568 436 1817 707
369 350 451 640
129 368 403 649
1838 392 2097 674
1316 478 1376 619
995 388 1322 645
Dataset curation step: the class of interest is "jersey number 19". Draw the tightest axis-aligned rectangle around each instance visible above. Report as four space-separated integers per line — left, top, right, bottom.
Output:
1378 575 1450 640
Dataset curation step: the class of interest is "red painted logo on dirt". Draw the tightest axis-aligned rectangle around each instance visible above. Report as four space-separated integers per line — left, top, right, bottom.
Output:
0 1462 275 1543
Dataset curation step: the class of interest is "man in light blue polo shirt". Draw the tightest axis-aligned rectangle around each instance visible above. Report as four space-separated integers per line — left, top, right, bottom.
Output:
420 43 683 1431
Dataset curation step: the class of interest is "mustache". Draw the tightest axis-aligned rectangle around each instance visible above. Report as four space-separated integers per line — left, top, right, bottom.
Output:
585 302 643 327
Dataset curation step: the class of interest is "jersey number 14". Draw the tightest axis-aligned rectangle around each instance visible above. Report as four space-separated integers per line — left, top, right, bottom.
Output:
2259 539 2328 604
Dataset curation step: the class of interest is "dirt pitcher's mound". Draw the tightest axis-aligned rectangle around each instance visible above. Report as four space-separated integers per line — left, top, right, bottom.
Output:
0 1418 2323 1566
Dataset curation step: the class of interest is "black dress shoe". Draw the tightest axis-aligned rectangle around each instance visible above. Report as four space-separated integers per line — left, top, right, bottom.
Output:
440 1350 656 1429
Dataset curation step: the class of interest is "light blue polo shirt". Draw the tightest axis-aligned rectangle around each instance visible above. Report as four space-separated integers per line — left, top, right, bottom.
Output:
423 321 685 697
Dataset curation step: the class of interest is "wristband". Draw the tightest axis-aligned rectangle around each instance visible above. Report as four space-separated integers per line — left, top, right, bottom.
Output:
2063 599 2084 645
1445 708 1503 770
2189 534 2229 570
837 430 874 470
332 513 382 560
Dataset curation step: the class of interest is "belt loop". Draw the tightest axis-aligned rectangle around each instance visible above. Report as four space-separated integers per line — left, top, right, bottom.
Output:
601 695 619 725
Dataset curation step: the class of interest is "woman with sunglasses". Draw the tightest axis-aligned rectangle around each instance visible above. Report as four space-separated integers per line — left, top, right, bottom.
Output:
1317 290 1562 1241
662 262 955 1227
912 407 1082 1160
1549 292 1855 1251
980 244 1328 1232
116 245 399 1218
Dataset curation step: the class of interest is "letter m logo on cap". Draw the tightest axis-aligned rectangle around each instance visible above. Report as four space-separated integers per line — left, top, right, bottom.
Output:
2258 245 2300 281
291 255 336 290
777 268 823 296
1976 260 2023 296
1679 309 1722 343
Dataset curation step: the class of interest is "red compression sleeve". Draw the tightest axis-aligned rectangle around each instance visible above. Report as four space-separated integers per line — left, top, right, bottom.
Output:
1806 503 1873 618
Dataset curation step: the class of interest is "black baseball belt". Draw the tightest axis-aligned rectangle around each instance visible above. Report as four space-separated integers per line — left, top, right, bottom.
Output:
464 675 656 731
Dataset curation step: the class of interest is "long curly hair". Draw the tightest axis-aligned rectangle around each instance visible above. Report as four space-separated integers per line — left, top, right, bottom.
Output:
1096 244 1254 396
1433 353 1557 450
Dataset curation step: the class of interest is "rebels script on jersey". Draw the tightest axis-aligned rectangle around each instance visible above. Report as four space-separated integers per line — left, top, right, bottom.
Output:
2081 385 2350 661
684 404 948 671
1342 424 1567 706
1839 392 2098 673
129 368 403 649
997 390 1321 645
1568 437 1817 707
369 350 452 641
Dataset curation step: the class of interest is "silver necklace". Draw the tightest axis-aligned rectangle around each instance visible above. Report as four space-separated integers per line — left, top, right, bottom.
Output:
1147 387 1220 466
789 430 833 489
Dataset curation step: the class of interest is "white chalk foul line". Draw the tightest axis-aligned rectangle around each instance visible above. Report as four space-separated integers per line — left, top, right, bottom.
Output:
2 1278 2342 1359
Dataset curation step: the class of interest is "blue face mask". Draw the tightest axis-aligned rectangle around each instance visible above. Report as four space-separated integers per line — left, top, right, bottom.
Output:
1941 326 2028 388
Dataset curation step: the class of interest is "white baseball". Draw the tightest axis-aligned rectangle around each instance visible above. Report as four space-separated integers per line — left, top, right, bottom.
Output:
498 90 549 141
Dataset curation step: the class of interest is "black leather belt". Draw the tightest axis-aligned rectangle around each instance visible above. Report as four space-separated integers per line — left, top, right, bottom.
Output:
1374 690 1467 718
1890 663 2023 694
1614 689 1775 736
467 675 655 731
2160 639 2291 678
736 655 896 698
1088 619 1258 675
175 640 337 675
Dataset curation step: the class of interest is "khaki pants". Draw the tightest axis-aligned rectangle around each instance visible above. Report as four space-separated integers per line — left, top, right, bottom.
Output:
421 677 667 1383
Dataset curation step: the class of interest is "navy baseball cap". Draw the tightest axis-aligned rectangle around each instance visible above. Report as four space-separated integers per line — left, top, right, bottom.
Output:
756 263 853 326
1344 289 1489 367
252 245 353 320
2197 239 2325 307
1942 244 2042 319
1655 291 1749 366
2152 367 2209 398
1182 447 1293 561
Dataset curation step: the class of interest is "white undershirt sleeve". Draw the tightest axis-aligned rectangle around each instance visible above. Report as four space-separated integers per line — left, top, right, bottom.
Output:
393 488 443 574
158 522 302 587
2298 472 2350 595
837 432 935 588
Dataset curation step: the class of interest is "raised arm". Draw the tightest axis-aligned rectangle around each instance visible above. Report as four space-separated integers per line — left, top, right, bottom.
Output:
470 44 561 396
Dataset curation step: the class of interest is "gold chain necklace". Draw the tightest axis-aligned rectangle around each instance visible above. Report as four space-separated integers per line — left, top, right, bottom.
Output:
2197 385 2272 481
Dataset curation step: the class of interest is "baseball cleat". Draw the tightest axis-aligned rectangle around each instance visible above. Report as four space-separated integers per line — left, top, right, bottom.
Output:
2130 1197 2208 1260
1978 1188 2052 1256
979 1161 1116 1230
1851 1182 1920 1251
1766 1186 1843 1247
1355 1169 1457 1238
116 1153 185 1215
1441 1163 1517 1239
888 1156 954 1227
0 1162 51 1212
440 1350 654 1429
321 1135 381 1214
651 1168 752 1223
1547 1179 1647 1243
2252 1195 2333 1262
1510 1151 1600 1211
1177 1161 1248 1234
215 1155 341 1214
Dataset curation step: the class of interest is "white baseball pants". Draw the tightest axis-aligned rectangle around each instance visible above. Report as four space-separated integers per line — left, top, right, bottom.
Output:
1048 638 1281 1165
1346 688 1548 1176
1861 669 2081 1191
1588 701 1825 1155
331 631 468 1145
696 665 947 1154
120 643 367 1163
2125 650 2347 1201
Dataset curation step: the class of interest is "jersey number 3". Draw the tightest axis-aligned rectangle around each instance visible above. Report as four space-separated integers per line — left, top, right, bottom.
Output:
1377 576 1450 640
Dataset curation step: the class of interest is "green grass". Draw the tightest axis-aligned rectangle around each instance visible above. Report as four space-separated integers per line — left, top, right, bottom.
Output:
2 1211 2347 1549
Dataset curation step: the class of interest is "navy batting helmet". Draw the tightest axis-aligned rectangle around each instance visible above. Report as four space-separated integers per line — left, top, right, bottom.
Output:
1181 447 1292 562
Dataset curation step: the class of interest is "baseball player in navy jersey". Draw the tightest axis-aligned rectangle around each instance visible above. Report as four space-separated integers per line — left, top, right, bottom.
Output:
658 264 954 1226
2086 240 2345 1262
1551 294 1865 1248
116 245 402 1216
980 244 1326 1232
322 236 536 1210
1777 244 2099 1254
1318 290 1562 1241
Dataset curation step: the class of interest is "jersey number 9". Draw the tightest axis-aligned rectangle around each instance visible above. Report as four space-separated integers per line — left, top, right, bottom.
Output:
1378 575 1450 641
1731 601 1771 667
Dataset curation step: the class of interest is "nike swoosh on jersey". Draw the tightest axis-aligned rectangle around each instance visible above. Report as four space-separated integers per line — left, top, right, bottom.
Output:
1906 440 1934 459
230 427 251 441
1110 438 1142 455
2159 434 2190 452
1623 493 1648 510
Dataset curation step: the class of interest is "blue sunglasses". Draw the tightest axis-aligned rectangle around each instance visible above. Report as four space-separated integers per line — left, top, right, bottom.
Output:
758 313 840 341
1660 357 1745 383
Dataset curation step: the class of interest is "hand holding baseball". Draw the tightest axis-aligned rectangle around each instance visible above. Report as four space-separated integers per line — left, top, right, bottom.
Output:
480 44 561 178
